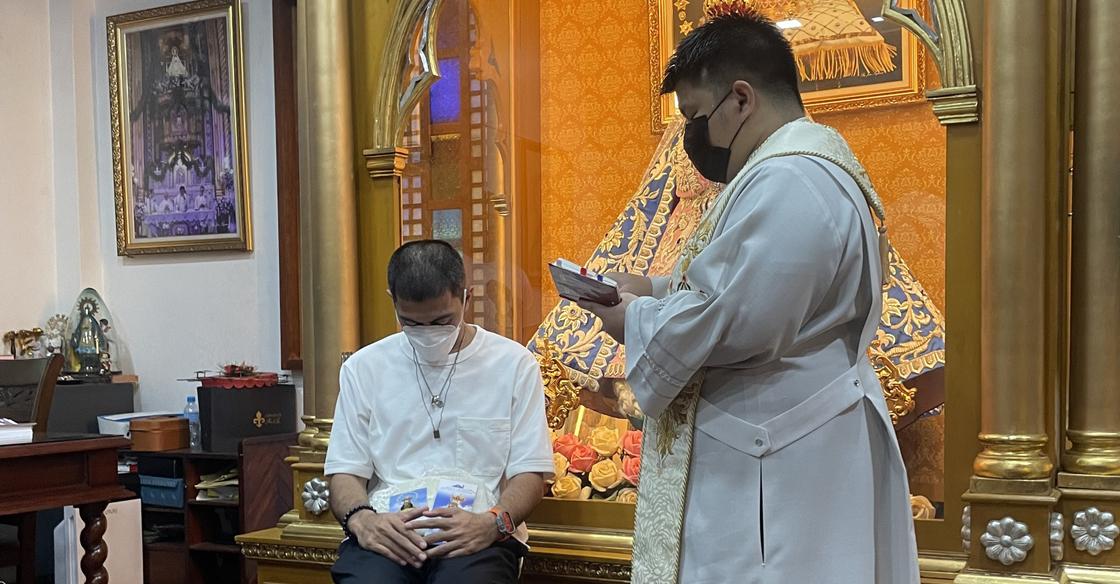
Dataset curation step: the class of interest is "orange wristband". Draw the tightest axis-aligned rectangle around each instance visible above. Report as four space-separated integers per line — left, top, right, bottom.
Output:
489 506 514 541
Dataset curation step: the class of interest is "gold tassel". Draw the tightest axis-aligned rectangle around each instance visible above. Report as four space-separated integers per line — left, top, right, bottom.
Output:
793 41 898 82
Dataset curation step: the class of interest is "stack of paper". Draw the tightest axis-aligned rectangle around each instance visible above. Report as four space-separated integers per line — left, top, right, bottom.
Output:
194 468 239 501
0 418 34 445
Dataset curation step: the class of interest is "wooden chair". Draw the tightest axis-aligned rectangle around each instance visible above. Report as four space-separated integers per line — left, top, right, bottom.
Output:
0 354 64 584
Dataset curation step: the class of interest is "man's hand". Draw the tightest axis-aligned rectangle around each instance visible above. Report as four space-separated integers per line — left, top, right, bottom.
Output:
579 292 636 343
604 272 653 297
408 506 499 559
349 507 430 567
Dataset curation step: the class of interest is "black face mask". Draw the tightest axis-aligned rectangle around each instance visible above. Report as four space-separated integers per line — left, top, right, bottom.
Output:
683 88 748 183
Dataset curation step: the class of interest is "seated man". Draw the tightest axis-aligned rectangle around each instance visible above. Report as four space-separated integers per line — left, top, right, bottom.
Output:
326 239 555 584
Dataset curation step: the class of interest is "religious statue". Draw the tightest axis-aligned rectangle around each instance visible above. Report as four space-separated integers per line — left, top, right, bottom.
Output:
44 314 69 356
528 116 945 456
71 298 109 375
64 288 122 377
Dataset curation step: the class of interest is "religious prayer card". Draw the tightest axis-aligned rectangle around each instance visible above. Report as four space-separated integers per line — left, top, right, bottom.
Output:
389 488 428 512
432 480 478 511
549 258 621 306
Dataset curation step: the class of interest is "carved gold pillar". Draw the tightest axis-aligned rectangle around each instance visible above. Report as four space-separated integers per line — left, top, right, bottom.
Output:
959 0 1064 580
1056 0 1120 575
359 146 406 343
297 0 361 419
355 0 443 342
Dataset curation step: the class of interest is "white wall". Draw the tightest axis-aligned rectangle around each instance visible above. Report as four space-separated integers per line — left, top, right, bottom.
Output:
1 0 286 413
88 0 282 411
0 0 58 328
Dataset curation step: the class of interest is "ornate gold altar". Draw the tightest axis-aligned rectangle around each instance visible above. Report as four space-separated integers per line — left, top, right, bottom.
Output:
238 1 1120 583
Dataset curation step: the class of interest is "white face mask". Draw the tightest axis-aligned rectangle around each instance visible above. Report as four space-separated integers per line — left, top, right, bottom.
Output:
399 290 467 364
402 323 460 364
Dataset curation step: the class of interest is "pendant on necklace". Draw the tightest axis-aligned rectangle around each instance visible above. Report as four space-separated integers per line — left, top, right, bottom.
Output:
431 395 444 408
433 429 441 440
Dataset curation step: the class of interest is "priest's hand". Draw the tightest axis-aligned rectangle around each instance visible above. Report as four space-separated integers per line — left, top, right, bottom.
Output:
604 272 653 297
579 292 636 343
350 507 429 568
410 507 498 559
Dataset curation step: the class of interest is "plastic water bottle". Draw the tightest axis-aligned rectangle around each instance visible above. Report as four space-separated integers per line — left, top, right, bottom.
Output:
184 395 201 449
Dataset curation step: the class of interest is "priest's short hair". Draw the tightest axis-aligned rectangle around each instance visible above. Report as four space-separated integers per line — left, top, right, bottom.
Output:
661 10 803 108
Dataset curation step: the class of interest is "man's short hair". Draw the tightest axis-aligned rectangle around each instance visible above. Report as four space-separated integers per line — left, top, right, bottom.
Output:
660 10 803 108
387 240 466 302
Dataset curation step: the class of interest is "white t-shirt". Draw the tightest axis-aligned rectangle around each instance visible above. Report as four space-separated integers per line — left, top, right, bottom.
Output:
325 325 555 540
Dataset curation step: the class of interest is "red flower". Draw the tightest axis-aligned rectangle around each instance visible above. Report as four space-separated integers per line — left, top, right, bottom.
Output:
621 430 643 458
553 433 582 459
622 455 642 486
567 444 597 474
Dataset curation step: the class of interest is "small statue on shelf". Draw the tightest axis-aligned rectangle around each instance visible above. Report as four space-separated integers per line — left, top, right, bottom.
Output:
2 328 44 359
63 288 124 380
71 298 109 375
44 314 69 356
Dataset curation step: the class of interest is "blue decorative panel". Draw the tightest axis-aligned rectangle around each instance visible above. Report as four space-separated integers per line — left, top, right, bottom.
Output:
430 59 461 124
432 208 463 251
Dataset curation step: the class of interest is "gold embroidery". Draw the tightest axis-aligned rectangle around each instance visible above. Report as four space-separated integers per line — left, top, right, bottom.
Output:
656 381 701 459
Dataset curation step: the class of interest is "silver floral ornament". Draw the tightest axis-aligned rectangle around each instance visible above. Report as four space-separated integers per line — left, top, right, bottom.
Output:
1071 507 1119 556
301 477 330 515
979 517 1034 566
1050 512 1064 561
961 505 971 552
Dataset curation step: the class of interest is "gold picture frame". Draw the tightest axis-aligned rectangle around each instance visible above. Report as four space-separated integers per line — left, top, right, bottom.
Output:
107 0 252 256
648 0 928 133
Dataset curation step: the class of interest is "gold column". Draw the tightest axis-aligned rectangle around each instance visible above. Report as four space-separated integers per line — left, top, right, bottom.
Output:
354 0 440 343
1055 0 1120 575
297 0 360 419
1063 0 1120 477
972 0 1054 482
959 1 1065 579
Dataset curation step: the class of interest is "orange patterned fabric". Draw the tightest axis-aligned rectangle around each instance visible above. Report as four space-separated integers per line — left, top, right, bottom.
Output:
537 0 658 307
539 0 662 309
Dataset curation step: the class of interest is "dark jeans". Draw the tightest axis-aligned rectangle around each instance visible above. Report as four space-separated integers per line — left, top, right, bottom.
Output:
331 537 525 584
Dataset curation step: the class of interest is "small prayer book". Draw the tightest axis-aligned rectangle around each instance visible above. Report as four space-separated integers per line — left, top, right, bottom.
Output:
549 258 621 306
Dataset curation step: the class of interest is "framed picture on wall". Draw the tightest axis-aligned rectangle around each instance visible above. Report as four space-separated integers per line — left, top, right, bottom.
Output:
107 0 252 256
648 0 928 132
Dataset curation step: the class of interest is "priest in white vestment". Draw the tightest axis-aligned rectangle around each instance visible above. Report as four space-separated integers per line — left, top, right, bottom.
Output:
579 10 920 584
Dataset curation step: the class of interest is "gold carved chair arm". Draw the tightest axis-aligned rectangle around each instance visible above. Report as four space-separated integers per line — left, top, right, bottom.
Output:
534 341 582 430
869 338 917 425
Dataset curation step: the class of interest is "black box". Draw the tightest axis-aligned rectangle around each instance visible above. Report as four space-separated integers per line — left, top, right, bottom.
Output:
137 455 183 478
197 384 297 452
48 382 135 434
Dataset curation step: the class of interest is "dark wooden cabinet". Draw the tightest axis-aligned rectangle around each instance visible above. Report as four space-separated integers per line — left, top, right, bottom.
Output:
121 433 295 584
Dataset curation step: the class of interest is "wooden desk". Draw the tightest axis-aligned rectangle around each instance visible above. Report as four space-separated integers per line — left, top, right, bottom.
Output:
0 434 131 584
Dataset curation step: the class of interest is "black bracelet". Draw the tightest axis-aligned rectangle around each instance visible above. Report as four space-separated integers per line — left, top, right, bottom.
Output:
341 504 376 539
